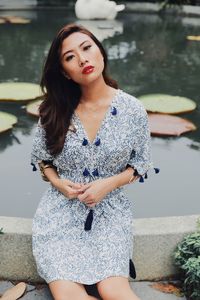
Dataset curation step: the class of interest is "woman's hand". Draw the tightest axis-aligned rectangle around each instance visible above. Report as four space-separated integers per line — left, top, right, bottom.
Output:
52 178 84 200
76 178 114 207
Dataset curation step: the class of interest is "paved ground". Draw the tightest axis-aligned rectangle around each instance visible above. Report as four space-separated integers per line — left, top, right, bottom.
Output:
0 279 186 299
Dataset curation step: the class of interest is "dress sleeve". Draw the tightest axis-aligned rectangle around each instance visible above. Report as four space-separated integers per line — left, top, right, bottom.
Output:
30 118 55 172
126 100 159 182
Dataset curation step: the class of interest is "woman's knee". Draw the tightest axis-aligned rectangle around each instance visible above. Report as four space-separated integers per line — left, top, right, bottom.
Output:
97 276 125 299
96 276 139 300
48 279 91 300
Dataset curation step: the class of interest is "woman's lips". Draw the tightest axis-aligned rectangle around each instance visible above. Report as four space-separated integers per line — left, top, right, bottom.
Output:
82 66 94 74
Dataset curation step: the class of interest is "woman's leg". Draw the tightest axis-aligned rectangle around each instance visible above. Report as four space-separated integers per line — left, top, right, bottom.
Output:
96 276 141 300
48 279 99 300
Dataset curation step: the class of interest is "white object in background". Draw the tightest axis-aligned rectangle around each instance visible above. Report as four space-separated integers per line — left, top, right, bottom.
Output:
75 0 125 20
76 19 123 41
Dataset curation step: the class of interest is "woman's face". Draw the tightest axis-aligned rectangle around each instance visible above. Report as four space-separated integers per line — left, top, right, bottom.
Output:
60 32 104 85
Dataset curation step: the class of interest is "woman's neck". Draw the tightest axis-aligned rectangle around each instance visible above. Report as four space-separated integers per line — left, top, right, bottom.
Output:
80 77 115 105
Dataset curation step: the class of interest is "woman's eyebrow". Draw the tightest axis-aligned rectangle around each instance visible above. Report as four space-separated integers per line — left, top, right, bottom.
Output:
62 40 90 57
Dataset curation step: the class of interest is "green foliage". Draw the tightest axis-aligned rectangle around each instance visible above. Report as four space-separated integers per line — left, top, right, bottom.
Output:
173 220 200 300
197 217 200 230
157 0 191 12
157 0 192 4
117 0 196 3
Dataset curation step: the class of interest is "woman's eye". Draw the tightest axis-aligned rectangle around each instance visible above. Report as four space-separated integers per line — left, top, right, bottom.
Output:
66 55 74 61
65 46 91 61
83 45 91 51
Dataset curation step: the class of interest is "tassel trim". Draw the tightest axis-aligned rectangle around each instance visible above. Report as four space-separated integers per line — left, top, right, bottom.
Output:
111 106 117 115
82 138 88 146
84 209 94 231
31 162 37 171
129 259 136 279
95 138 101 146
92 168 99 177
31 160 56 172
139 176 144 183
132 166 160 183
154 167 160 174
83 168 90 177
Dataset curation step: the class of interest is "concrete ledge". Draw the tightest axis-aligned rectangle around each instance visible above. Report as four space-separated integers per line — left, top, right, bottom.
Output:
132 214 199 280
0 214 199 283
125 2 200 17
125 2 160 13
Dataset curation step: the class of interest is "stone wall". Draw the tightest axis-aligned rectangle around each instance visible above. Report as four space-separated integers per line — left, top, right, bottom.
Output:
0 214 199 282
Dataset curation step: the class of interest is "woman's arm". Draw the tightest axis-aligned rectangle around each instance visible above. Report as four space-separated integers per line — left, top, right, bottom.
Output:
41 165 83 199
44 165 137 191
42 165 138 206
76 167 139 207
105 166 139 191
41 166 60 187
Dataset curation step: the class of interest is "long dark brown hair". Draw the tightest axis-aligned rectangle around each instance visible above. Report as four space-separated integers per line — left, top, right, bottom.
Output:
39 23 118 156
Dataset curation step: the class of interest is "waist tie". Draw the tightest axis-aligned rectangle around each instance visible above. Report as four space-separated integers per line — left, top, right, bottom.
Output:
84 205 136 279
84 209 94 231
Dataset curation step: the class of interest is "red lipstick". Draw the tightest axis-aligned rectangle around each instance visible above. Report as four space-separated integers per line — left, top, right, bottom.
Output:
82 65 94 74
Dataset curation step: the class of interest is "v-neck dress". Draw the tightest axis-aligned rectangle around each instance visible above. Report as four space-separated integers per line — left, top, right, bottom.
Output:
30 89 157 285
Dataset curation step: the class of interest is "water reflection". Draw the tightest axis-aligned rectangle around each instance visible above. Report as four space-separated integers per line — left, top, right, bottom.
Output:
0 102 36 152
75 20 123 42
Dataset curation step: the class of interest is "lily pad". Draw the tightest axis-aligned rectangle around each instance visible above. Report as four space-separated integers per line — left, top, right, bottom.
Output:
0 16 30 24
0 82 42 102
139 94 196 114
0 18 6 24
187 35 200 41
26 99 43 117
148 113 197 136
0 111 17 133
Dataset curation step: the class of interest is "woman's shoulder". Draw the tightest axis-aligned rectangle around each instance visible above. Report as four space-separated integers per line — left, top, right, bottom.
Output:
118 89 146 114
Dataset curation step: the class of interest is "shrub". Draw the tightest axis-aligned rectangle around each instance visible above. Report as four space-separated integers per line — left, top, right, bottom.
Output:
173 219 200 300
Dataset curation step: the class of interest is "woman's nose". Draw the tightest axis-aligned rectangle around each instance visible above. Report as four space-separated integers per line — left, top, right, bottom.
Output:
78 54 88 67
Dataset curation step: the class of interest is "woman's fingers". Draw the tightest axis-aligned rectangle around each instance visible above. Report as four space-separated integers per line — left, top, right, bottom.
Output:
69 181 82 189
60 180 94 200
77 190 89 201
67 180 88 190
87 203 96 207
76 183 91 192
64 185 80 198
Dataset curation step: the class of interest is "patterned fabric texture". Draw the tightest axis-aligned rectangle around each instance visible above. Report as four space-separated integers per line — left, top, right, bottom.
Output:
30 89 155 284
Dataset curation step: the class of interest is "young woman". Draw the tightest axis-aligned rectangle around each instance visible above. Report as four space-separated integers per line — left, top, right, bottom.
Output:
31 23 159 300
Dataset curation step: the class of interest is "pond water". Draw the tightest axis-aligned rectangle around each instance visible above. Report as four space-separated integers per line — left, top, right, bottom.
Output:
0 9 200 219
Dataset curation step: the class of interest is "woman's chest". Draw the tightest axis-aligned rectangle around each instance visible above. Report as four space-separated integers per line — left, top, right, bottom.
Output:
53 111 136 171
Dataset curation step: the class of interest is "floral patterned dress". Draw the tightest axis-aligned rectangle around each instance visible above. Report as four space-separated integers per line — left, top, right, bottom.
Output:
30 89 158 284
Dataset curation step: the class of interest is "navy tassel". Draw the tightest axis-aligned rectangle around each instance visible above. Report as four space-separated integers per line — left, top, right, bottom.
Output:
83 168 90 177
129 259 136 279
111 107 117 115
154 167 160 174
139 176 144 183
130 149 136 159
31 163 37 171
84 209 94 231
92 168 99 177
144 172 148 179
95 138 101 146
82 138 88 146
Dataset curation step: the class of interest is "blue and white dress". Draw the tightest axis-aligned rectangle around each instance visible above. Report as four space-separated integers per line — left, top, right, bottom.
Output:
30 89 158 285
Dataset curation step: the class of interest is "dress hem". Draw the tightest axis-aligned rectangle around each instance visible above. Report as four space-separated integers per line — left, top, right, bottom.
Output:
45 273 130 285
